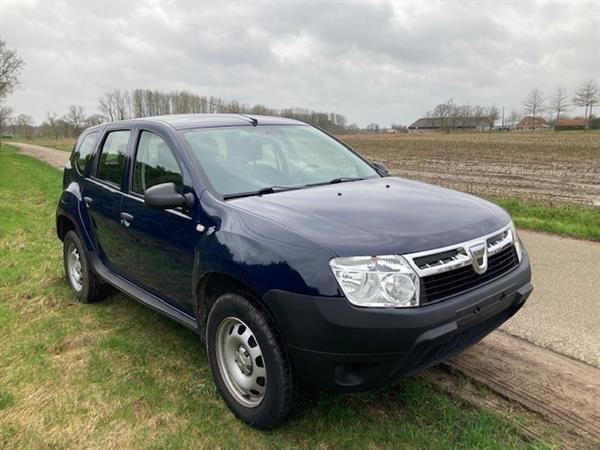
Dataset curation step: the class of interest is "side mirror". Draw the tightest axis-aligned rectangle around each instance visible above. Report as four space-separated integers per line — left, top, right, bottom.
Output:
372 162 389 176
144 182 191 209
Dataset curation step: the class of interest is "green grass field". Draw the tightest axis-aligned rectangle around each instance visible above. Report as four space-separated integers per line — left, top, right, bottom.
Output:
493 197 600 241
0 144 554 448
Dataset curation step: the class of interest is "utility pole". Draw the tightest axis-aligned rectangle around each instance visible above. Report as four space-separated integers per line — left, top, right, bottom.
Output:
501 107 505 129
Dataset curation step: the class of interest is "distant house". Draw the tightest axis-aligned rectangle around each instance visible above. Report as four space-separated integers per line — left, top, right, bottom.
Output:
555 118 586 130
408 117 492 133
515 116 550 130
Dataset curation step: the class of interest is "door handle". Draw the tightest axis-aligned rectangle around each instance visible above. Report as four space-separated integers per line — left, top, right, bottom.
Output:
120 212 134 227
83 196 93 208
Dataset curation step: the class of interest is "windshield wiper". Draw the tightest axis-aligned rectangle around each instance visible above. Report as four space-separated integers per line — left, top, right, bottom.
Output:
223 185 303 200
305 177 365 188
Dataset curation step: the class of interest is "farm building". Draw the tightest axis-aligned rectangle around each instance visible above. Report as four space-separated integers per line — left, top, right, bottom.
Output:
408 117 492 133
515 116 550 130
555 118 586 130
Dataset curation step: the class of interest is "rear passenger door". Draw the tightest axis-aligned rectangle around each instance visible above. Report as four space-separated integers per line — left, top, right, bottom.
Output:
83 129 132 273
119 129 197 314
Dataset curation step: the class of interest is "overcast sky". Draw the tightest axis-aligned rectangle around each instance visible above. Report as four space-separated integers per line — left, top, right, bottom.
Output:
2 0 599 126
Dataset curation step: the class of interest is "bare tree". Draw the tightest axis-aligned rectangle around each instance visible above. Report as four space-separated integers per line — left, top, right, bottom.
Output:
98 92 116 121
63 105 86 136
573 79 599 130
549 86 569 129
366 123 380 133
46 112 61 139
473 105 486 131
0 40 25 99
432 99 455 132
523 88 545 126
85 113 104 127
486 106 500 131
98 89 131 121
0 105 13 136
15 113 34 138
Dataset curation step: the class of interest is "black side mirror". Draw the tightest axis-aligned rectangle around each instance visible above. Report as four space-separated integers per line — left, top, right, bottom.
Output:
372 162 389 176
145 182 192 209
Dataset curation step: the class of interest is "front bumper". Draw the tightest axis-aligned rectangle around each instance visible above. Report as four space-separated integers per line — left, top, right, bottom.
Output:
263 252 532 391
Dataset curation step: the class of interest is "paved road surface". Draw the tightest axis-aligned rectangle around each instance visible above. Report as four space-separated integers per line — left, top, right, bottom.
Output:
502 230 600 367
10 142 600 367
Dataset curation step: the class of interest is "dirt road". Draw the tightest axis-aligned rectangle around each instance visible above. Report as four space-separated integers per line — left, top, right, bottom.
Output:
10 142 70 169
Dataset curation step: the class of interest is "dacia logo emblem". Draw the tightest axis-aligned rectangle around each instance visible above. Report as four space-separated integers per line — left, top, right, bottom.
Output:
466 241 488 274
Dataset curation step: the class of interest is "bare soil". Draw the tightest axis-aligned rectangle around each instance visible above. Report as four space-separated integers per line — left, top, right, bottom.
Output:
341 132 600 205
440 331 600 449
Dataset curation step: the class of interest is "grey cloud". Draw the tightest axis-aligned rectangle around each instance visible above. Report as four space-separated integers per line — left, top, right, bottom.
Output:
2 0 599 127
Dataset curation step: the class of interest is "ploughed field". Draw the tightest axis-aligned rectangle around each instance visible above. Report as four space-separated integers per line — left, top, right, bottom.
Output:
339 132 600 206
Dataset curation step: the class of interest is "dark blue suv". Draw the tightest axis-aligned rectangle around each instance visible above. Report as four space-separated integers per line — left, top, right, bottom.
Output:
56 114 532 428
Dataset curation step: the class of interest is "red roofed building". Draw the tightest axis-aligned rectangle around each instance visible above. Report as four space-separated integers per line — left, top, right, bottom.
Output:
516 116 550 130
555 118 586 130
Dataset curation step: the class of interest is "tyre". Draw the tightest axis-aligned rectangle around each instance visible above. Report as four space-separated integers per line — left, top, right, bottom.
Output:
206 292 299 429
63 230 109 303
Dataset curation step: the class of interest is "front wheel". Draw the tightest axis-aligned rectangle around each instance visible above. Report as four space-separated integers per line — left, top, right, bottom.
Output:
206 293 299 429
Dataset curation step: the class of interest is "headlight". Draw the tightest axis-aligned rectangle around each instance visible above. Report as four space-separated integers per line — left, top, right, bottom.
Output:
509 221 523 263
329 255 419 307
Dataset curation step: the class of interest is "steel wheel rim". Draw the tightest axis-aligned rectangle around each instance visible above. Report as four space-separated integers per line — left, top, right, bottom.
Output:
67 243 83 292
215 317 267 408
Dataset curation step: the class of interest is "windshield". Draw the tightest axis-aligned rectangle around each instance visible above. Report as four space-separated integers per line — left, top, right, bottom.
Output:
181 125 379 197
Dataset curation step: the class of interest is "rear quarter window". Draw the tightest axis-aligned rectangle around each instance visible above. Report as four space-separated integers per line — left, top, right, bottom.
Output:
73 132 99 173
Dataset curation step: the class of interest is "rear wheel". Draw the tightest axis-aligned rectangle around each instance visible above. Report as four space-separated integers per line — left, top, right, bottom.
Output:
63 230 108 303
206 293 299 429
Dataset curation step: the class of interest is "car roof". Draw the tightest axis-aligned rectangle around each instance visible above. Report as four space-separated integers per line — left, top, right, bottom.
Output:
91 114 307 131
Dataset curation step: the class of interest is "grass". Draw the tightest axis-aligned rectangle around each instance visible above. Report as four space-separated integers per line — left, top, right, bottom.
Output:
0 143 555 448
493 197 600 241
3 135 76 152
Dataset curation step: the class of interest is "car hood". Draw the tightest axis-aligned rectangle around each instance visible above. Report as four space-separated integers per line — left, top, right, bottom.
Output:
229 177 511 256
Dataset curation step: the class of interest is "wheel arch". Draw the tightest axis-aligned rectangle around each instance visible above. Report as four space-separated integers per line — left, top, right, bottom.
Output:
56 214 77 241
194 272 277 341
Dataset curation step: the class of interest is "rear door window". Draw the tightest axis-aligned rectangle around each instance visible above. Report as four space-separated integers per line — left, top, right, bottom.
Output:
73 132 99 173
96 130 131 186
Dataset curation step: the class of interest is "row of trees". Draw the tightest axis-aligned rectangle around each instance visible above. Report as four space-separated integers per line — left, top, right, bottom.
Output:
96 88 348 134
523 79 599 129
6 89 349 138
2 105 104 139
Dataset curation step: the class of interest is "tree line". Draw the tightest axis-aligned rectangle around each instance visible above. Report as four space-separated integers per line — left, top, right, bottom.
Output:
2 88 349 138
96 88 348 134
523 80 599 129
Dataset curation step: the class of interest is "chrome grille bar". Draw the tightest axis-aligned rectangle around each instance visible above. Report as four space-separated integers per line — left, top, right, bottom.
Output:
404 224 514 278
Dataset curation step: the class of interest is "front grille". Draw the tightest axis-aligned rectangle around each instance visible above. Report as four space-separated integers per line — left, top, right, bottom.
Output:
421 245 518 303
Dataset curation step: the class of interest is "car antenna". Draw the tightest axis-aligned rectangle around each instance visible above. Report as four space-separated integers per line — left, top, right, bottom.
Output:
201 99 258 127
